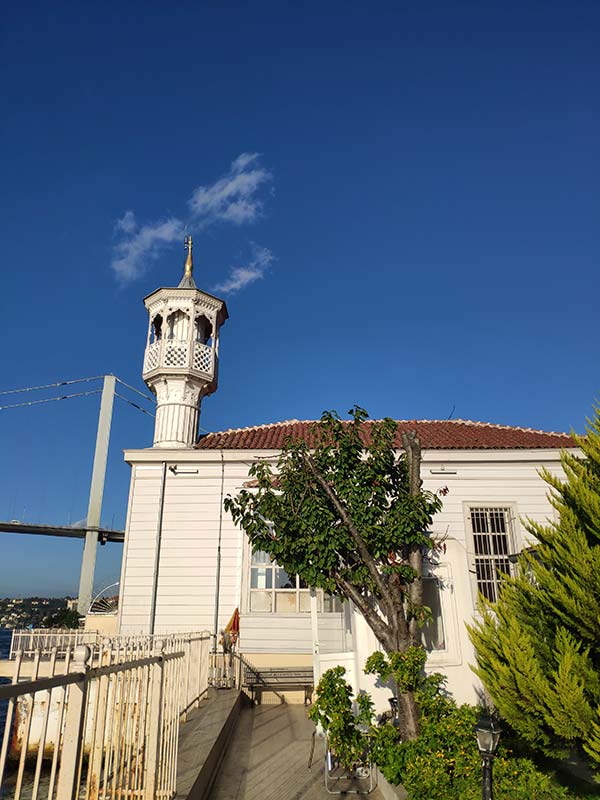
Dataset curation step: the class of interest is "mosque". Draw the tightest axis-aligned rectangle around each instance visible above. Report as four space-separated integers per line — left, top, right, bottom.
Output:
111 237 574 707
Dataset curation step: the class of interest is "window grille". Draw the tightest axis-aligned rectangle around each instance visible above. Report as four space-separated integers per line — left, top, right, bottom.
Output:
249 549 342 614
469 506 513 602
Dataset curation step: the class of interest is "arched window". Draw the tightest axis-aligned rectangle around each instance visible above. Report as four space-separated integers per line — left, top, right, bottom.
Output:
151 314 163 342
195 314 213 346
166 310 190 340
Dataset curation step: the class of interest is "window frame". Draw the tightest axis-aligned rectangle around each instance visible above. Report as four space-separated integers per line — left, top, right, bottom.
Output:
464 503 518 605
246 547 342 616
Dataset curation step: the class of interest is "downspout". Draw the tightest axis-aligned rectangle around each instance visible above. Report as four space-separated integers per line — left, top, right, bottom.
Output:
212 450 225 652
149 461 167 635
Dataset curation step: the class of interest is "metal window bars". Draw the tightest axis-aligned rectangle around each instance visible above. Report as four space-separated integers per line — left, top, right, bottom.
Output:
470 507 513 602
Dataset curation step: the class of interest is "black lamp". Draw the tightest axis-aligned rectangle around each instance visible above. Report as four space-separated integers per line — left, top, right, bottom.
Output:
473 712 502 800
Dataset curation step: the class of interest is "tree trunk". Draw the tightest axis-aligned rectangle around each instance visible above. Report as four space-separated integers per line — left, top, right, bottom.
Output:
397 691 420 741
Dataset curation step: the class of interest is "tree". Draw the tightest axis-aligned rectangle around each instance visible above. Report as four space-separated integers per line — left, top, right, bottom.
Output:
468 406 600 769
42 608 82 629
224 407 442 739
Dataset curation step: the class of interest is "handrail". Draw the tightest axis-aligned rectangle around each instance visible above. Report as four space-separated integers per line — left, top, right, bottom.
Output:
1 631 212 800
232 652 286 703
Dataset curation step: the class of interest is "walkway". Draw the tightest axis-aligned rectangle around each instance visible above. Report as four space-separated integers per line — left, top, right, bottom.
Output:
210 703 385 799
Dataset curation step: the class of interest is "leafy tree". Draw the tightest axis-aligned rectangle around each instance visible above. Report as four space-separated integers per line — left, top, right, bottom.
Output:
42 608 82 629
225 407 442 739
469 407 600 769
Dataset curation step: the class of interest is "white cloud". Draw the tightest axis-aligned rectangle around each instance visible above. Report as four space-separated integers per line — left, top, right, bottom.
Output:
111 217 183 283
188 152 272 226
213 244 274 294
114 210 137 234
110 154 273 285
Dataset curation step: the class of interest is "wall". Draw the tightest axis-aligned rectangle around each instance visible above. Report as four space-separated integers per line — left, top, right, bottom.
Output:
118 446 569 704
350 448 567 710
118 451 350 656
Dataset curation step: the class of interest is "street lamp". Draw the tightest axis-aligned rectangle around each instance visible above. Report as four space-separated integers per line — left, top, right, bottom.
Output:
473 712 502 800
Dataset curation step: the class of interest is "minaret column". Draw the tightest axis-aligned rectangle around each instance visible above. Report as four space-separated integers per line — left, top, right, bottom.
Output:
153 379 203 448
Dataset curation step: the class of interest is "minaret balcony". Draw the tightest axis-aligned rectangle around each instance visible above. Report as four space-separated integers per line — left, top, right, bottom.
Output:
143 339 215 376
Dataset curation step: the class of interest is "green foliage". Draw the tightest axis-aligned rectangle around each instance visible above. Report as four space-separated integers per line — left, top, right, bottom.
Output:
374 702 580 800
225 407 440 594
313 661 592 800
41 608 81 629
364 647 427 693
468 405 600 769
309 666 374 769
225 407 442 659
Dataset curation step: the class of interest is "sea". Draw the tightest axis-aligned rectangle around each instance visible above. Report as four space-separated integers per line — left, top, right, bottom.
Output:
0 628 11 732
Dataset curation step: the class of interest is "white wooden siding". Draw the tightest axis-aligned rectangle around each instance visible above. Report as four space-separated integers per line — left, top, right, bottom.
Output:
240 613 347 654
118 446 568 682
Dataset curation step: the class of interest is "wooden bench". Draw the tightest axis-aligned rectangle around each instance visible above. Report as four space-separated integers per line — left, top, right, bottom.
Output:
243 666 314 704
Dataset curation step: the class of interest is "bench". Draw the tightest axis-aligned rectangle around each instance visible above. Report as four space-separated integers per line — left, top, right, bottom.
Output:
243 666 314 704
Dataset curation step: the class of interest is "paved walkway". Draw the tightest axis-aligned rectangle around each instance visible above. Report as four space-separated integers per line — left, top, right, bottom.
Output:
210 703 385 799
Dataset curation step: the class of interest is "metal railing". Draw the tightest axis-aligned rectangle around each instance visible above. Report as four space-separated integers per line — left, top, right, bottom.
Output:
0 631 211 800
9 629 99 659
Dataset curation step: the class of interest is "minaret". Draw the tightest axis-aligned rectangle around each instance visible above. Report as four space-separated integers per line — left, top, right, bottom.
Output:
142 236 228 447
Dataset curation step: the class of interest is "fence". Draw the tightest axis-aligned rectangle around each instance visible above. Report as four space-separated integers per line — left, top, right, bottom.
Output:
9 630 99 660
0 631 212 800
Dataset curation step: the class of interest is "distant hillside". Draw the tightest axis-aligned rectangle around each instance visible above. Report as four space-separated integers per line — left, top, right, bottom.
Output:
0 597 74 629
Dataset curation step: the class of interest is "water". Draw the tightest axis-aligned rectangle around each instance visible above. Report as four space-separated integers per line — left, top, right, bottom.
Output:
0 628 10 731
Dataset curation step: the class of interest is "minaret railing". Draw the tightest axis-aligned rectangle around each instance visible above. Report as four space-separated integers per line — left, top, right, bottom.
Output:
193 341 213 373
144 339 214 375
143 340 161 372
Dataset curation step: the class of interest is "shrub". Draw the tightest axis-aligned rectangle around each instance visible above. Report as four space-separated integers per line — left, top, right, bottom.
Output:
311 662 598 800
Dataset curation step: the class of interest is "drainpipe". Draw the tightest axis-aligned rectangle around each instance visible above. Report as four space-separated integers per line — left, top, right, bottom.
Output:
212 450 225 652
149 461 167 635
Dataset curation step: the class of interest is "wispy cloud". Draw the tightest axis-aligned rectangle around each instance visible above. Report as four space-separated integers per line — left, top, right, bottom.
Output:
114 210 137 235
111 215 183 283
212 244 274 294
110 154 273 284
188 152 272 226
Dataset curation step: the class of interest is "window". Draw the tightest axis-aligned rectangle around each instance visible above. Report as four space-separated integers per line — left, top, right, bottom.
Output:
421 577 445 651
469 507 514 602
249 550 342 614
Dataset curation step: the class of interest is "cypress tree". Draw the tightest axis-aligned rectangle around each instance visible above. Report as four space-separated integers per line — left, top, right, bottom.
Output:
468 406 600 768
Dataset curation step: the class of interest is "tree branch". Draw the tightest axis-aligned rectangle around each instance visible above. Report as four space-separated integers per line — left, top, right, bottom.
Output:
337 575 392 651
302 451 396 622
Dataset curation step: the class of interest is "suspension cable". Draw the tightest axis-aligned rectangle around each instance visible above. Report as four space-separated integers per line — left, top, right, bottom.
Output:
0 390 103 411
0 376 105 396
115 393 155 418
115 377 155 404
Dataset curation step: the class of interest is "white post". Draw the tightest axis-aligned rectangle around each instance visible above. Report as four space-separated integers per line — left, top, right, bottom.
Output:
56 646 91 800
78 375 116 615
310 588 320 687
145 642 165 800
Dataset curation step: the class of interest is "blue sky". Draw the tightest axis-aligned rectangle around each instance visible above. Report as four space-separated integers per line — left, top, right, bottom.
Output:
1 0 598 597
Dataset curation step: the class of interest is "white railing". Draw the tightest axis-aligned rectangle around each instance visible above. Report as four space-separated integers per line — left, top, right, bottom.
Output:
0 631 211 800
10 629 99 659
163 340 189 368
143 339 215 374
193 341 213 373
143 340 161 372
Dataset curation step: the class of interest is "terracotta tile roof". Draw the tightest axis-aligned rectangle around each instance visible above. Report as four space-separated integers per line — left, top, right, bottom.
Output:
195 419 575 451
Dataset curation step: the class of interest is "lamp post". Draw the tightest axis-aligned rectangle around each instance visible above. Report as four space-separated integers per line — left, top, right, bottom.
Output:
473 713 502 800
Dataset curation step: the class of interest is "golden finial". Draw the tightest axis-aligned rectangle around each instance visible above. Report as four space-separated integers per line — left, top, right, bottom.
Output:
183 235 193 278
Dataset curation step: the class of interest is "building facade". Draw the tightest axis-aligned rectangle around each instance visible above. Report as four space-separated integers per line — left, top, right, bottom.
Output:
116 248 576 707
